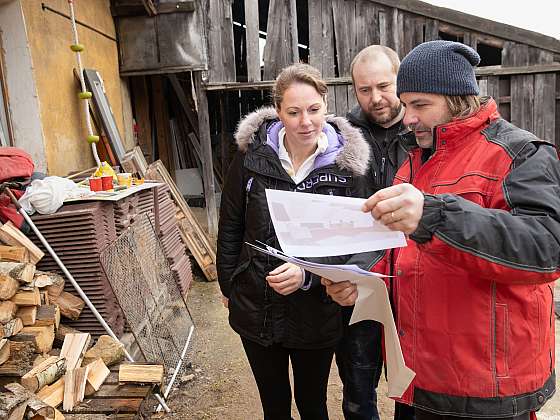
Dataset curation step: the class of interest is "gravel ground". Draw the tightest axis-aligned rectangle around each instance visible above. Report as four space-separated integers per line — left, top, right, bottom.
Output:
157 277 559 419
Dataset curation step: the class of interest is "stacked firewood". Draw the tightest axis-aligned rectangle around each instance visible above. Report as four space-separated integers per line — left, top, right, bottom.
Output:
0 225 165 419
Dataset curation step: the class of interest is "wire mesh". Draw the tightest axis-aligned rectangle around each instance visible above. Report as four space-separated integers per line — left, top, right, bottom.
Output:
100 213 194 385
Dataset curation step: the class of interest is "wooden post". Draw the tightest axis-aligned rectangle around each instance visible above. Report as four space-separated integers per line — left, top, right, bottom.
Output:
194 72 218 240
244 0 260 82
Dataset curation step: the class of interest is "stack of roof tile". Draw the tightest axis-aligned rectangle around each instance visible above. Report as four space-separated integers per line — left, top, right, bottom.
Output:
28 184 193 338
153 184 193 296
30 201 125 338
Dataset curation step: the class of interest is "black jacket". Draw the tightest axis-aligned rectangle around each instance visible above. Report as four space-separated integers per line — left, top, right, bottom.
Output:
217 107 373 348
346 105 417 192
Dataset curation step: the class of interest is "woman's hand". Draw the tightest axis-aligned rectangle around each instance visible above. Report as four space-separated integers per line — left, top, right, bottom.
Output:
221 295 229 308
266 263 304 296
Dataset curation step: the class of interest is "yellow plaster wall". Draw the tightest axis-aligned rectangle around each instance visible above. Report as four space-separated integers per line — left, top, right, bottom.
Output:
22 0 126 175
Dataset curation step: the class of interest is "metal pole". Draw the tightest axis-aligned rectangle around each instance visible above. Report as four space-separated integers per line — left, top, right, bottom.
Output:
156 324 194 412
5 188 170 412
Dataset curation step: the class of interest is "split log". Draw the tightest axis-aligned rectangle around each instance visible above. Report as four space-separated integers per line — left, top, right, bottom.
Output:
1 318 23 338
36 377 64 409
0 245 29 263
50 292 83 320
0 300 17 324
0 276 19 300
40 291 50 305
82 335 125 367
10 287 40 306
0 382 28 419
0 221 44 264
5 383 55 419
84 358 110 396
7 402 26 420
21 356 66 393
12 325 55 353
0 341 35 377
0 262 35 284
118 363 164 385
0 338 9 365
54 324 82 348
39 271 65 298
63 366 89 411
35 271 64 293
35 305 60 330
60 333 90 370
16 306 37 326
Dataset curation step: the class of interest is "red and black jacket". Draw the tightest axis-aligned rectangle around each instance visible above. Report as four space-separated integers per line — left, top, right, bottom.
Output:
375 99 559 416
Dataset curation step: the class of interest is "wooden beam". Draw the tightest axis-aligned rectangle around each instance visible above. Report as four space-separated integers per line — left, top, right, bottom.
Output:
368 0 560 54
140 0 157 16
244 0 261 82
193 71 218 240
204 77 355 91
475 63 560 76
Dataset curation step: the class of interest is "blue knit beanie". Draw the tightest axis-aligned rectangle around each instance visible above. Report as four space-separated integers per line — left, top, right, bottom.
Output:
397 41 480 97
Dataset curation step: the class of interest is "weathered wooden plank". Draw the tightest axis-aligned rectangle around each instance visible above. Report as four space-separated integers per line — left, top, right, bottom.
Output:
129 77 153 162
534 73 556 141
207 0 236 83
347 85 358 112
244 0 260 82
194 71 219 239
62 414 135 420
90 384 151 399
65 398 143 414
263 0 298 80
308 0 335 77
402 14 424 56
355 0 379 51
370 0 560 54
378 9 388 46
424 19 439 41
334 85 348 117
332 0 356 77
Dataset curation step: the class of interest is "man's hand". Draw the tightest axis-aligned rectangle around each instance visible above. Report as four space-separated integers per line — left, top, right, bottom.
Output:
363 183 424 235
266 263 303 296
321 278 358 306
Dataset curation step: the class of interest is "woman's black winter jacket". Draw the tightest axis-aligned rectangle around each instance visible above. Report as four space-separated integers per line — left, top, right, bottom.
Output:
217 107 374 349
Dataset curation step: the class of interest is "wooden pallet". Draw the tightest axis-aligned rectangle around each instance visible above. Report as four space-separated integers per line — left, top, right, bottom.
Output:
147 160 217 282
62 366 154 418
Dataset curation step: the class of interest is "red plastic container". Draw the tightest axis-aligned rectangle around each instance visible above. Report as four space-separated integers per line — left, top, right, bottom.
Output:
101 175 113 191
89 177 102 192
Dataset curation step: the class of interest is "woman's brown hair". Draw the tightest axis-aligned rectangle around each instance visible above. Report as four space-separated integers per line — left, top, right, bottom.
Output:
272 63 328 109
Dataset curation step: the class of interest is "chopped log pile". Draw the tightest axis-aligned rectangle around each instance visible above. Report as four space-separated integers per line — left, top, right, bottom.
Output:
0 231 163 418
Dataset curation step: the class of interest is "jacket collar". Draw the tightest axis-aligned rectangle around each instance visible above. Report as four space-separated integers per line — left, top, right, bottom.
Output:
433 98 500 151
234 106 370 176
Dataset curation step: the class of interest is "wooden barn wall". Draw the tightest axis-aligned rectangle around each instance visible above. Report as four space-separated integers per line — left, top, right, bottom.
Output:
203 0 560 178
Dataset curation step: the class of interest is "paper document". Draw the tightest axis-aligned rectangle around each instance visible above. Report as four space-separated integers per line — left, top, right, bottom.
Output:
265 189 406 257
247 242 415 398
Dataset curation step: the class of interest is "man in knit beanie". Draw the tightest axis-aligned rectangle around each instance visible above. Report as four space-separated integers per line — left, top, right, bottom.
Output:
324 41 560 420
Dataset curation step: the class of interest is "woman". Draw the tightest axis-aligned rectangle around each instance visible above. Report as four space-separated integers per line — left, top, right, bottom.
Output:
217 63 371 420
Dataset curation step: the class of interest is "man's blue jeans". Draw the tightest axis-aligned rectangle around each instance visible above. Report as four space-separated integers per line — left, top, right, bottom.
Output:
335 307 383 420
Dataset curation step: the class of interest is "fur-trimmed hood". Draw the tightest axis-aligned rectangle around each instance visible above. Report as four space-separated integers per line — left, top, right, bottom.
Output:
234 107 370 176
